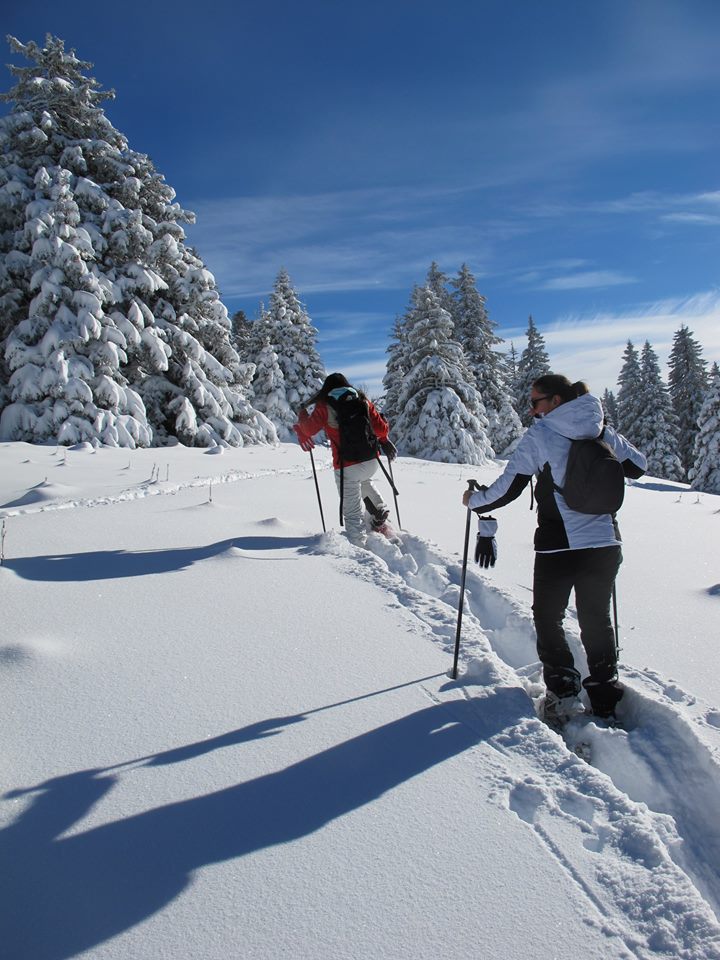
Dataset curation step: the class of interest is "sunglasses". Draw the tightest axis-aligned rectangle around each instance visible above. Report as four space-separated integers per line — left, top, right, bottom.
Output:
529 394 552 409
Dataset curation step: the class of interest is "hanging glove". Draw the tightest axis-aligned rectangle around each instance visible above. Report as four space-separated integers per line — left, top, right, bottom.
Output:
292 424 315 452
474 516 498 568
380 439 398 461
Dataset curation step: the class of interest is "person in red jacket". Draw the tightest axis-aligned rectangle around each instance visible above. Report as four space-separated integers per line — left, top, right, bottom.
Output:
293 373 396 547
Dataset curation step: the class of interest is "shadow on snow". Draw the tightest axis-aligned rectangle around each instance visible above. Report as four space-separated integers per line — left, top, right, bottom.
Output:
4 536 315 582
1 690 519 959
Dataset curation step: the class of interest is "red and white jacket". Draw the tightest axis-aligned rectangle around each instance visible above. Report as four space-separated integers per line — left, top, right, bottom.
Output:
295 399 389 470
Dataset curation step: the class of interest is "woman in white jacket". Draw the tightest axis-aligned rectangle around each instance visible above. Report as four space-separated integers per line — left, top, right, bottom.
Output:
463 374 647 727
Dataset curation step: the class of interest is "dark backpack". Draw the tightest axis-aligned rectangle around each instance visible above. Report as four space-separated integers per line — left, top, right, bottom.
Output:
326 388 379 464
554 431 625 514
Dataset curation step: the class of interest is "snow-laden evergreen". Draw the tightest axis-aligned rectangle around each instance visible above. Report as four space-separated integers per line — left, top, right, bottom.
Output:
0 35 272 448
249 341 296 433
514 316 551 426
616 340 645 447
668 324 708 479
633 341 683 481
424 260 454 314
690 362 720 494
601 388 619 427
230 309 251 362
247 269 324 440
381 313 409 425
392 287 493 464
449 264 522 456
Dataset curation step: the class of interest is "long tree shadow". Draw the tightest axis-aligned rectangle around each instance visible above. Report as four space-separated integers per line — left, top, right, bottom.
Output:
1 690 521 959
4 536 314 582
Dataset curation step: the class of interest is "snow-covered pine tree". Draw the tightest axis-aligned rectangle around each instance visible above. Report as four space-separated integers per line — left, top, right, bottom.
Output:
668 324 708 479
250 340 295 434
616 340 645 447
633 340 683 481
601 388 619 427
424 261 453 314
0 35 272 448
515 315 551 426
230 309 251 360
506 341 520 401
690 362 720 494
449 263 522 455
248 269 324 439
392 286 493 464
382 312 409 424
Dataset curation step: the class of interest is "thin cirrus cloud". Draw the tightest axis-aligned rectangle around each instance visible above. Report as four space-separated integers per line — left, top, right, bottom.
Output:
186 186 511 299
537 290 720 391
540 270 638 291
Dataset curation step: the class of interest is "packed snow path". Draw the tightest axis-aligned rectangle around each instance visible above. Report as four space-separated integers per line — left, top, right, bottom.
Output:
2 442 720 960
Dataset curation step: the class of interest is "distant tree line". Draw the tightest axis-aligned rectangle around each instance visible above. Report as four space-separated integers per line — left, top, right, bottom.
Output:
604 330 719 492
380 265 719 493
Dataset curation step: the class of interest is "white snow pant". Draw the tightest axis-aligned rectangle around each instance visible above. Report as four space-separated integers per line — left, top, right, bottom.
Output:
335 459 388 544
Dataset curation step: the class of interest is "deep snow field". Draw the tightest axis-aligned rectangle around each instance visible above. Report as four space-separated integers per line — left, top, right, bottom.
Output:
2 439 720 960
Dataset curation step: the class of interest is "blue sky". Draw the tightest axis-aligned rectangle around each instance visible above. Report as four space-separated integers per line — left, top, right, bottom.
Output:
4 0 720 397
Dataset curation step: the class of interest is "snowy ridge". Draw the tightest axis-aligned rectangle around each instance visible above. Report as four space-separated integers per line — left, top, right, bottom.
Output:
313 528 720 958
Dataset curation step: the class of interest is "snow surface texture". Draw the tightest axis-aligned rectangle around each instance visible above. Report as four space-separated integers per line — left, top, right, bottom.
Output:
2 441 720 960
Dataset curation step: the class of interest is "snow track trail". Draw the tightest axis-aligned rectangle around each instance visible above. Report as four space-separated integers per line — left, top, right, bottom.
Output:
0 461 316 517
318 528 720 958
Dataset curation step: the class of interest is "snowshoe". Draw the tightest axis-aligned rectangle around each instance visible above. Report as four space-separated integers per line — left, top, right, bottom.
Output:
538 692 584 732
372 520 402 545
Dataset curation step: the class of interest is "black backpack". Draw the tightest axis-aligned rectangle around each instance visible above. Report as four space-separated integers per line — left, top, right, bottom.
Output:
326 388 379 464
553 430 625 515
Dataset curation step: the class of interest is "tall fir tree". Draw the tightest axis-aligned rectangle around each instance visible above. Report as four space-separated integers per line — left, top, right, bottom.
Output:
515 316 551 427
690 363 720 494
230 309 251 361
616 340 645 447
0 35 272 448
248 269 324 439
667 324 708 479
424 261 453 314
250 340 295 434
601 388 619 427
392 287 493 464
382 311 409 424
449 263 522 455
633 341 683 481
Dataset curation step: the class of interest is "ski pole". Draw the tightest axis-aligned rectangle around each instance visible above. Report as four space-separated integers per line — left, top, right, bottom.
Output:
387 456 402 529
452 479 479 680
612 584 619 657
309 448 326 533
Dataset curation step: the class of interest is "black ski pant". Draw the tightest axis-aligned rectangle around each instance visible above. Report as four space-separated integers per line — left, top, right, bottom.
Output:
532 546 623 714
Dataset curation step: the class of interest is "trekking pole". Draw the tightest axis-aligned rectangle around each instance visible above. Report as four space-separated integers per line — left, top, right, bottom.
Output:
451 479 479 680
308 448 326 533
387 456 402 529
612 584 620 657
375 454 400 507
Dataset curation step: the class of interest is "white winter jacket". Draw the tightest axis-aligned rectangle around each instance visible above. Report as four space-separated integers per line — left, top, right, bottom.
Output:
467 393 647 552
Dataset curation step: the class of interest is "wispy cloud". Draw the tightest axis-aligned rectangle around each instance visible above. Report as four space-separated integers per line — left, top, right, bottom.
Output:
533 291 720 391
541 270 638 291
185 186 522 299
660 212 720 226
